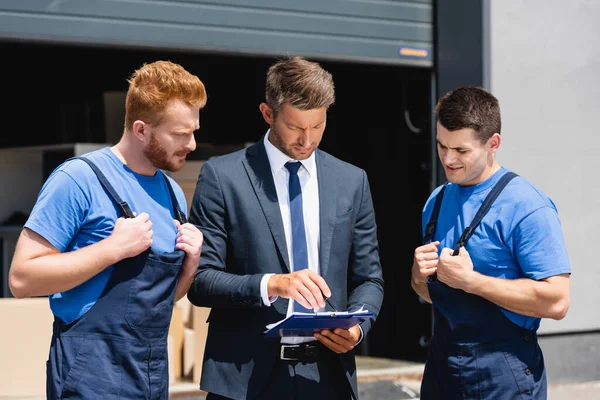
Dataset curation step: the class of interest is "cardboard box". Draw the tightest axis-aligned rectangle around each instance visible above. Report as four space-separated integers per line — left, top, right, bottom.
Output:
0 298 54 398
191 306 211 384
176 296 193 326
183 328 196 379
168 304 185 380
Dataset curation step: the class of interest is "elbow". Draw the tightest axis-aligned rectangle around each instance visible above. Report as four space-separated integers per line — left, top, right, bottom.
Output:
548 298 570 320
9 273 28 299
186 287 202 306
8 264 31 299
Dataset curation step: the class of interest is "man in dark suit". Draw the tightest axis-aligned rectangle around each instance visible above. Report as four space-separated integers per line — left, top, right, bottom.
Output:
187 56 384 400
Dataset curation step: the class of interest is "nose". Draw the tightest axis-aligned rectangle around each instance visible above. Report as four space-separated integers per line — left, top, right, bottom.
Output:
187 133 197 152
441 150 455 165
298 130 312 148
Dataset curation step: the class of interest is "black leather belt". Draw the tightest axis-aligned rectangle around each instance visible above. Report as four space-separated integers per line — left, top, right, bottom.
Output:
280 342 322 362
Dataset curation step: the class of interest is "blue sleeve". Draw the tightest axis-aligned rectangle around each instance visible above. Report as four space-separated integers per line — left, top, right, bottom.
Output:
512 205 571 280
24 170 90 252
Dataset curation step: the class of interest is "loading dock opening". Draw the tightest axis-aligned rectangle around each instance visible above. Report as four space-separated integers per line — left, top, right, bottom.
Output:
1 40 434 362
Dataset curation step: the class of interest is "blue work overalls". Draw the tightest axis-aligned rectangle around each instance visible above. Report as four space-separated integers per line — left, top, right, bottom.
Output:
46 157 187 399
421 172 547 400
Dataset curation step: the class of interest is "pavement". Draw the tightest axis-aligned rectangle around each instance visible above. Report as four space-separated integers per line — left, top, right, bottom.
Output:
4 356 597 399
169 356 600 400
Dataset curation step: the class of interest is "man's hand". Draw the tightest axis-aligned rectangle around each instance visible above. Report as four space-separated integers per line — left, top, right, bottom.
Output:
174 220 203 274
411 241 439 285
437 246 476 291
267 269 330 311
108 213 153 260
173 220 203 302
314 325 361 354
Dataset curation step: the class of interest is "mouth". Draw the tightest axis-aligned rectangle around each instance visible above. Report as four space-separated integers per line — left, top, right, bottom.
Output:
295 145 311 153
445 165 462 172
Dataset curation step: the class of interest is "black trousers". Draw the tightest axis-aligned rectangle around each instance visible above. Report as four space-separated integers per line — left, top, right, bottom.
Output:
206 348 352 400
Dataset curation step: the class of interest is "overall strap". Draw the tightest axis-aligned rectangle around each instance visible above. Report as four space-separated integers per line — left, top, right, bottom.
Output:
71 156 135 218
452 171 519 255
72 157 187 224
423 183 448 244
160 172 187 224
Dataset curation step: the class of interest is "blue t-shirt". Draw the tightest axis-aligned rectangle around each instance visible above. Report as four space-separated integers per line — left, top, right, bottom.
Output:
25 147 187 324
422 167 571 330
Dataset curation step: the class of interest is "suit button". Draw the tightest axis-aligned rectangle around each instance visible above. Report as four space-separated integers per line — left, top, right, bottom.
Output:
524 335 529 342
525 368 531 375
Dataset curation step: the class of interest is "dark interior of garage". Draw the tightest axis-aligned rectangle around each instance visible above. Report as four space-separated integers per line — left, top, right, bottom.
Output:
1 40 436 362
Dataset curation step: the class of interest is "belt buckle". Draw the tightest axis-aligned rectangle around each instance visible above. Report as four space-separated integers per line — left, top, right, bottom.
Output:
280 344 300 361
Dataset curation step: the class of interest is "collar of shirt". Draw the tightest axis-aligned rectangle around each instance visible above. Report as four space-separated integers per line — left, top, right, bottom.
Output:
263 130 316 177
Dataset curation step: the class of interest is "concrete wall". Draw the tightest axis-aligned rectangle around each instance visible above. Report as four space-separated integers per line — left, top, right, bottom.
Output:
490 0 600 335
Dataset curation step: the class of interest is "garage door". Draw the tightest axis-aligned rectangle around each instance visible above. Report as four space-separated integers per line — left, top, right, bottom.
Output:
0 0 432 66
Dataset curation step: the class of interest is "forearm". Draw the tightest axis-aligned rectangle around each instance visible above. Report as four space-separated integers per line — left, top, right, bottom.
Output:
175 263 196 302
10 238 121 298
187 267 264 308
467 272 570 320
411 277 432 304
345 268 384 338
347 279 384 314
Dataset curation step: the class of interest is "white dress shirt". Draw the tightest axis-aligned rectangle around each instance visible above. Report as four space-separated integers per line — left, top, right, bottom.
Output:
258 130 364 346
259 130 321 344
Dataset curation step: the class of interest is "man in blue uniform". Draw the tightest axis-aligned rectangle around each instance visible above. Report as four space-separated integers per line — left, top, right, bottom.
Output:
411 86 571 399
9 60 207 399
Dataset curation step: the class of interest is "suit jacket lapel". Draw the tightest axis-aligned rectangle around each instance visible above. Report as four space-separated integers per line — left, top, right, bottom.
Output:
316 150 337 278
242 141 291 272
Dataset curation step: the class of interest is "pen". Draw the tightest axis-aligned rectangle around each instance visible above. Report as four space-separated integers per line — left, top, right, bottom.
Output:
324 295 338 312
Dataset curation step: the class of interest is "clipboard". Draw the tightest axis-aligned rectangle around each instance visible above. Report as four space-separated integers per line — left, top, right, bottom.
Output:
264 310 374 338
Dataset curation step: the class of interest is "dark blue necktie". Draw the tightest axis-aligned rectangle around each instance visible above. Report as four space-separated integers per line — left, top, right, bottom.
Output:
285 161 312 313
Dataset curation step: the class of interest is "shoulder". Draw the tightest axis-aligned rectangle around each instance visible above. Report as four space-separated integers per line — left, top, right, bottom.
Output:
316 149 366 177
57 148 113 183
502 172 558 212
203 147 249 168
196 147 248 181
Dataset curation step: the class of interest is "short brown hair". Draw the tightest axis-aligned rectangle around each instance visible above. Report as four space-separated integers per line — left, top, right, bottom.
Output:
125 60 207 131
434 86 501 143
265 56 335 116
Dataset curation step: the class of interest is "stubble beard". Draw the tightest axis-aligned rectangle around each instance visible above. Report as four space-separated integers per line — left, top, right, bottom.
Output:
270 125 313 161
144 133 185 172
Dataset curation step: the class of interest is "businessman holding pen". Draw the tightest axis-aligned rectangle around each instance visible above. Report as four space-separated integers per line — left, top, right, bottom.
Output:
186 55 384 400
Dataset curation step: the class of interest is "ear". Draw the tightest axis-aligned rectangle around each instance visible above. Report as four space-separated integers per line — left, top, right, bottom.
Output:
259 103 274 125
132 120 148 141
487 132 501 154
